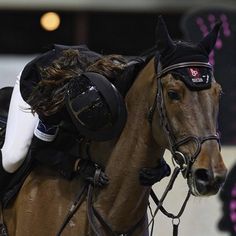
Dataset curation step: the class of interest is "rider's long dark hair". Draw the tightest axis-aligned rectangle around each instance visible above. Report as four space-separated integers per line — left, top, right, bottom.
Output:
27 49 127 117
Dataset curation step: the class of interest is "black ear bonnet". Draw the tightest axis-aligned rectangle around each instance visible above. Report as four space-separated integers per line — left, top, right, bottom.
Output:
170 66 213 91
66 72 127 141
155 16 221 90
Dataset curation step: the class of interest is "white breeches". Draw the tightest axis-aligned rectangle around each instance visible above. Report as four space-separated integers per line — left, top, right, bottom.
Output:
1 75 38 173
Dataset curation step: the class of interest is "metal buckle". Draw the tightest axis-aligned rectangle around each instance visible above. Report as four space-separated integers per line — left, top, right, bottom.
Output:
172 151 190 178
172 151 188 170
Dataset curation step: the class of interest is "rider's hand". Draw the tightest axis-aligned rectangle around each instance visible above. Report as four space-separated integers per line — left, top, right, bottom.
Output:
76 159 109 187
37 106 67 126
38 112 62 126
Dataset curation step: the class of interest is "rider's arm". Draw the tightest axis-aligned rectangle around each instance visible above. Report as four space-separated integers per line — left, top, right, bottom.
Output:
1 74 38 173
30 134 77 179
30 134 109 185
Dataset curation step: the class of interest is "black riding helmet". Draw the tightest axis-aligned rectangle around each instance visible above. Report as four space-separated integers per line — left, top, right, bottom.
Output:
66 72 127 141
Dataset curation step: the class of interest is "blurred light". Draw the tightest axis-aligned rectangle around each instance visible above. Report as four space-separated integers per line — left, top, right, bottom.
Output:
40 12 60 31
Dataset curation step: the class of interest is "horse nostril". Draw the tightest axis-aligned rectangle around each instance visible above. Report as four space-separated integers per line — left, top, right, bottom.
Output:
192 168 213 195
194 169 212 184
191 169 226 195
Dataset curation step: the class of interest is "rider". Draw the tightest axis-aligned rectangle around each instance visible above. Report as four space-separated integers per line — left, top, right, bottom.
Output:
0 43 171 202
0 44 127 199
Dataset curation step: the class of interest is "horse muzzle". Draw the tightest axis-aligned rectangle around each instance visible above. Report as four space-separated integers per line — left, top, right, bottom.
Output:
187 168 227 196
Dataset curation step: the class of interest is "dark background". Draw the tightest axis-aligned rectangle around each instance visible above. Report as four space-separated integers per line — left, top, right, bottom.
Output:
0 8 235 145
0 11 183 55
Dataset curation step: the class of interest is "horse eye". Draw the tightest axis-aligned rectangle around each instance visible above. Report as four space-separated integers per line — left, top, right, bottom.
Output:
168 91 180 100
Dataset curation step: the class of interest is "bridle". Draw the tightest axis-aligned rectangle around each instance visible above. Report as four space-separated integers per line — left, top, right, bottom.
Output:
145 60 221 236
148 61 221 178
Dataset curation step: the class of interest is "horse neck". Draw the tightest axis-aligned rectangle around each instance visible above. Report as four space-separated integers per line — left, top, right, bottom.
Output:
95 58 164 231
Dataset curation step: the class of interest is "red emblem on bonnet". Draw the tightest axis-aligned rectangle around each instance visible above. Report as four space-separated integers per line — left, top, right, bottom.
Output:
188 68 200 77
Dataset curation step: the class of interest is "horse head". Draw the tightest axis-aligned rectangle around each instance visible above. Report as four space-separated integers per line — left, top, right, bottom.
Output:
151 16 227 196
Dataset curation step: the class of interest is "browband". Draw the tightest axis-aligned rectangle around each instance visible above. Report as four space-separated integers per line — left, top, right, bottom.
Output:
157 62 213 78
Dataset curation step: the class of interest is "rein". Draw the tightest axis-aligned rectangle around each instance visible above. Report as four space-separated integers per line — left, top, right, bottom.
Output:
57 168 145 236
56 184 88 236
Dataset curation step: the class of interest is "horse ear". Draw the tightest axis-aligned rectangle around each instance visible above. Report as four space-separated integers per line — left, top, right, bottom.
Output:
198 21 222 55
155 16 175 54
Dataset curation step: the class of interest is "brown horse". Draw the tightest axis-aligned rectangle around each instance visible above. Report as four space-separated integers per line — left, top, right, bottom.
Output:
3 18 227 236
